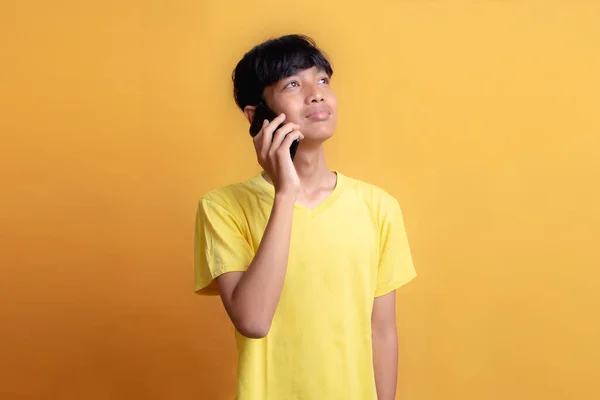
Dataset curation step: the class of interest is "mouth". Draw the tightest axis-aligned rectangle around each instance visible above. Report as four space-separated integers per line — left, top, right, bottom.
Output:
305 107 331 121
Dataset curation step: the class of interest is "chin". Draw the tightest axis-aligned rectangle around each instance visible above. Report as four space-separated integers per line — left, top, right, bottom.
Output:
304 131 334 143
303 123 336 141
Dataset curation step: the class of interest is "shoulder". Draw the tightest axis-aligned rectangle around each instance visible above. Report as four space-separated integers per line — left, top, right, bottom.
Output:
340 172 401 212
198 173 263 214
340 173 408 236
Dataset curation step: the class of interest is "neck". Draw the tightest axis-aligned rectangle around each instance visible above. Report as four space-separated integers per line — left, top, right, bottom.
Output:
294 145 331 185
263 144 335 191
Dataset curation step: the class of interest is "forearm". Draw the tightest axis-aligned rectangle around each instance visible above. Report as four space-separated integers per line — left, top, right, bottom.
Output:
230 192 295 333
372 328 398 400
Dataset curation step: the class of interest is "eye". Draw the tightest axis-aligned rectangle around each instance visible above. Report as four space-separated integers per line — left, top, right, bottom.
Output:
318 76 329 84
285 80 299 89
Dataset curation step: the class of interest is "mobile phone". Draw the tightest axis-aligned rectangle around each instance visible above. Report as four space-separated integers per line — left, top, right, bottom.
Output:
249 103 300 161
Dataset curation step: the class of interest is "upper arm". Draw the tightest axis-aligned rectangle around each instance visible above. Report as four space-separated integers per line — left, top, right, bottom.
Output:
372 290 397 335
215 271 244 311
194 198 253 295
375 196 417 297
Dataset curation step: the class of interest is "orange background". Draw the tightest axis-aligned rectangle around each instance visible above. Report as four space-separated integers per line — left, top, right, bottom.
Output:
1 1 599 399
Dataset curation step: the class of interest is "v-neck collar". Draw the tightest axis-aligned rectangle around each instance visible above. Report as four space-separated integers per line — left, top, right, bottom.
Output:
251 170 345 219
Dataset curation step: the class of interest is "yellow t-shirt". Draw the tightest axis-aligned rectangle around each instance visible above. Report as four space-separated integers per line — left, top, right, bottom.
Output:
194 170 416 400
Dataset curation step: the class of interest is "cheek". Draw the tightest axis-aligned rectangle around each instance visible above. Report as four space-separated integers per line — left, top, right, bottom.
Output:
327 92 338 113
281 105 305 124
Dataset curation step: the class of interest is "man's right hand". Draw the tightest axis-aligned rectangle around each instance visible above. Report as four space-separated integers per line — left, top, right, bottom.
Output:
253 113 304 195
217 115 301 338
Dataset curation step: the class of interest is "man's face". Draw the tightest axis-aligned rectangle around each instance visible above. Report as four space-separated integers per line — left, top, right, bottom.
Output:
262 66 337 142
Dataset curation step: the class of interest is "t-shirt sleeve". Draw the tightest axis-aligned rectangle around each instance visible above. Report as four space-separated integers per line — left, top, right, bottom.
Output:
194 198 254 295
375 196 417 297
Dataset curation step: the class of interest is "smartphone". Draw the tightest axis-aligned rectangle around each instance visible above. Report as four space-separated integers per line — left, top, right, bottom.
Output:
249 103 300 161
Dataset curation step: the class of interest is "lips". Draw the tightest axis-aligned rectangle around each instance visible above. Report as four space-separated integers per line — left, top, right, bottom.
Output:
306 106 331 120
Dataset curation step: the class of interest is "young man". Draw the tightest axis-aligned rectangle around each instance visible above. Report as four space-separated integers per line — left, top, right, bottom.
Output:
194 34 417 400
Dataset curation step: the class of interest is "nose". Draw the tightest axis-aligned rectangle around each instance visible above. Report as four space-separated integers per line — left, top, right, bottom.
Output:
306 83 324 104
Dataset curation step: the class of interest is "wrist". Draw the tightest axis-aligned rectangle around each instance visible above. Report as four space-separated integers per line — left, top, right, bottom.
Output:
274 190 297 206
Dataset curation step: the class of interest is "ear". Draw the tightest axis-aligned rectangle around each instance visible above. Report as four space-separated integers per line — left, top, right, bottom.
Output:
243 105 256 124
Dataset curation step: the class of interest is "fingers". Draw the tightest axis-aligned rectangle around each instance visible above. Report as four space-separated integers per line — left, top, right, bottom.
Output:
276 130 304 158
271 122 300 150
253 113 304 165
253 113 287 153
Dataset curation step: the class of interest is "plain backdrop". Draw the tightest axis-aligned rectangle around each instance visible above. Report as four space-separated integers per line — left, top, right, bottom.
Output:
1 1 599 399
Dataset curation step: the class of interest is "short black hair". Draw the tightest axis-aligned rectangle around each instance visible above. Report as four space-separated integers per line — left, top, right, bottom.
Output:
232 34 334 111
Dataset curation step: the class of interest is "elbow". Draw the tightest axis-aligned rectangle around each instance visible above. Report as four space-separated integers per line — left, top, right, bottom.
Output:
235 317 271 339
226 295 273 338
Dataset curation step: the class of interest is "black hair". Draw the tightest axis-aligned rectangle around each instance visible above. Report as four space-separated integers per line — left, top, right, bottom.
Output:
232 34 334 111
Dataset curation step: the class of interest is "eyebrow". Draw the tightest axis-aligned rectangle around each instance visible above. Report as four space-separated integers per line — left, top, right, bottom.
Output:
281 68 327 83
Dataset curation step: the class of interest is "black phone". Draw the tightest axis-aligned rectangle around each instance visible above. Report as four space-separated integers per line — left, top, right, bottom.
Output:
249 102 300 161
